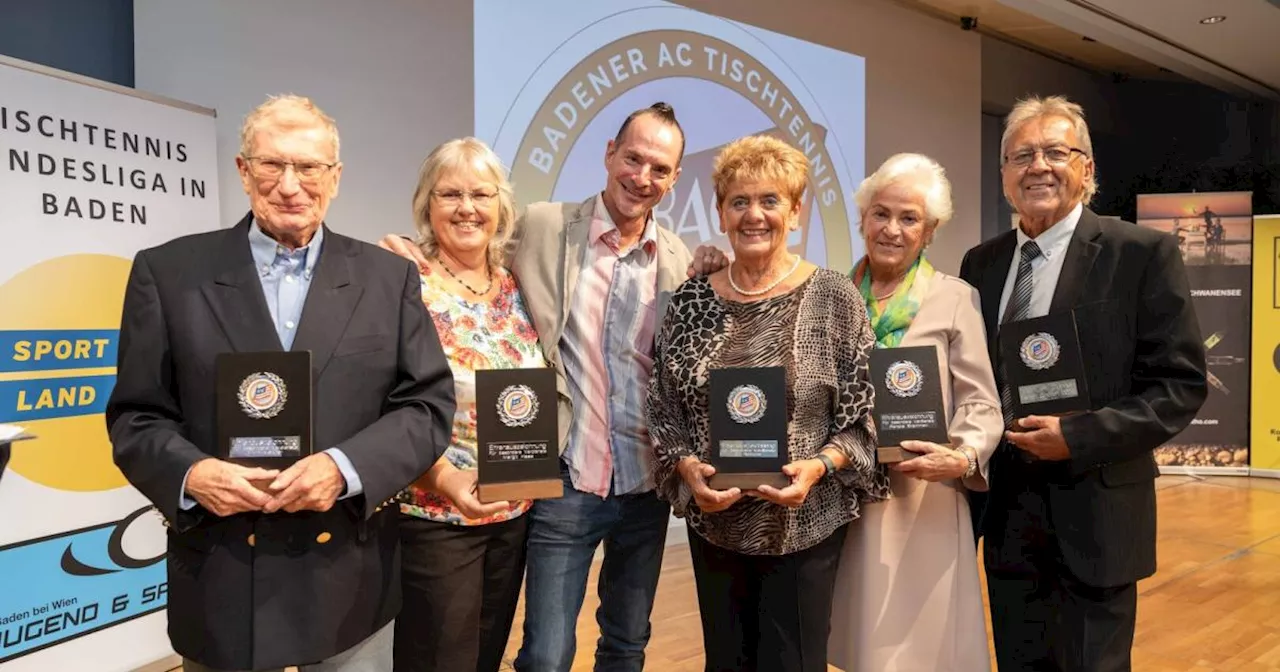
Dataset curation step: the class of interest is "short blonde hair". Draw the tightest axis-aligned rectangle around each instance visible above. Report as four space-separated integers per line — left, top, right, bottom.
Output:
411 137 517 268
239 94 340 161
854 153 954 229
711 135 809 208
1000 95 1097 203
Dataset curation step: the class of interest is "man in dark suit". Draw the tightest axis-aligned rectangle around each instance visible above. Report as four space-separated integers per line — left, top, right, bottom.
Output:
960 95 1206 671
106 95 455 672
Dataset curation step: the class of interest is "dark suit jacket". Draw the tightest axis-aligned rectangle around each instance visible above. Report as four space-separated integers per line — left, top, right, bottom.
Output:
959 208 1206 587
106 214 455 669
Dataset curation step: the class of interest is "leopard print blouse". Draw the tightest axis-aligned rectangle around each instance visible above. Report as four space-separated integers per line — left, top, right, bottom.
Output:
647 269 889 556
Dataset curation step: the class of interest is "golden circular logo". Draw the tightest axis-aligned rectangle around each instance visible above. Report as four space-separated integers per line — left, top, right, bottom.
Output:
498 27 860 271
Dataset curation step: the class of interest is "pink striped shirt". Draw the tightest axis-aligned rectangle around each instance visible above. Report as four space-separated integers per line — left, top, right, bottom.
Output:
559 195 659 497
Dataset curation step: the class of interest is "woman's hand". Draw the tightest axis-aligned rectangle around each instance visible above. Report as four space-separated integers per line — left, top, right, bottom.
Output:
687 245 730 278
377 234 429 269
890 440 970 482
752 459 827 508
677 456 743 513
433 464 512 520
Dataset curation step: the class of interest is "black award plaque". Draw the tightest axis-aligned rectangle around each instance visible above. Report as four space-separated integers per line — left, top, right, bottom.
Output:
708 367 789 490
998 311 1091 420
476 368 562 502
869 345 951 463
216 351 313 469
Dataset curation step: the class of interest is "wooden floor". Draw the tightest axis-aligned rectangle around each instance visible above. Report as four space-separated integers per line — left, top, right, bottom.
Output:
165 475 1280 672
497 475 1280 672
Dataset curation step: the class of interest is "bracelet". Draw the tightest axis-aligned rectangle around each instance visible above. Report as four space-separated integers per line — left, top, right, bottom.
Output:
814 453 837 478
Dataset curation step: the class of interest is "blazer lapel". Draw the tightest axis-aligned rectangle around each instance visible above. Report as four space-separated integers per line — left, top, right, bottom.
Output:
201 214 283 353
291 228 362 378
983 232 1017 363
558 196 595 333
1049 209 1102 313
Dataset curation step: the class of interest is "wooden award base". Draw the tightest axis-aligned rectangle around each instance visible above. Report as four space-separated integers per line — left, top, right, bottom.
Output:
709 472 790 490
877 446 925 464
478 478 564 502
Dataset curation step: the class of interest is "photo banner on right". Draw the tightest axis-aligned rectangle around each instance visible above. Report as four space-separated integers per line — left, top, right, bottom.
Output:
1251 215 1280 478
1137 191 1252 473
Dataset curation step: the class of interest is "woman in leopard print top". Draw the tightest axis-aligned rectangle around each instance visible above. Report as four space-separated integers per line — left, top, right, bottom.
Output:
646 135 888 672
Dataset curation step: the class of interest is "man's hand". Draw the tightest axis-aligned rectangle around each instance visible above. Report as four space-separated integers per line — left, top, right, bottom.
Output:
185 458 280 517
687 245 730 278
1005 415 1071 461
263 453 347 514
752 459 826 508
377 235 429 269
677 456 743 513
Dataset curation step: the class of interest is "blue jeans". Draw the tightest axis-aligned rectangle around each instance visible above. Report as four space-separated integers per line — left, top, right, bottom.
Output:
514 465 671 672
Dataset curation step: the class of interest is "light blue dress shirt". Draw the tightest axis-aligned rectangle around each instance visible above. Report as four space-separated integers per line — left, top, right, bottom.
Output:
179 222 361 509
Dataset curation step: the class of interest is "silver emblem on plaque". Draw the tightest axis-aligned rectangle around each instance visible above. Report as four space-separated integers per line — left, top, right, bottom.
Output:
1020 332 1061 370
885 360 925 398
727 384 767 424
238 372 288 419
497 384 539 428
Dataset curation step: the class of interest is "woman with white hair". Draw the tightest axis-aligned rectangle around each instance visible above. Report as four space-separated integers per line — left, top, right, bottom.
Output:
393 137 548 672
826 153 1003 671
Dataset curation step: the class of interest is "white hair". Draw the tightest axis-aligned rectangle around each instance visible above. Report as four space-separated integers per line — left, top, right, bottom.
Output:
853 153 954 228
1000 94 1096 203
239 94 340 161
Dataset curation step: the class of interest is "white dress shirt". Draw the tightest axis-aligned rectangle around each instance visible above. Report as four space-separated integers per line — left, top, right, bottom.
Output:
998 202 1083 323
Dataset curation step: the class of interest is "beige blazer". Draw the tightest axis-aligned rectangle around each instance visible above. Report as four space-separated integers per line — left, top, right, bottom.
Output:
510 194 694 452
828 271 1002 672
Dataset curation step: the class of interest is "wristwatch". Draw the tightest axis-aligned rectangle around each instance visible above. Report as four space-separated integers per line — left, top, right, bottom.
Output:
960 446 978 479
814 453 837 478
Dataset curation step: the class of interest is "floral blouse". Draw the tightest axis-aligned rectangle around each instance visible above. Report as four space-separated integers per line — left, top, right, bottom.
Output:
399 265 547 526
647 270 890 555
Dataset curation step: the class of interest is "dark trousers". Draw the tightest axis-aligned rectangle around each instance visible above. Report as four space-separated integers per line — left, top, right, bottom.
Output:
687 524 848 672
393 513 529 672
985 478 1137 672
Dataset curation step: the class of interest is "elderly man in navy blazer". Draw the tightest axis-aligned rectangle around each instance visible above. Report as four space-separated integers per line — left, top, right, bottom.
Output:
107 95 455 672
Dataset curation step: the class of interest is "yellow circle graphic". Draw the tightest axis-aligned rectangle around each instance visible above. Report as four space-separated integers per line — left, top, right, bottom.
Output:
0 254 131 491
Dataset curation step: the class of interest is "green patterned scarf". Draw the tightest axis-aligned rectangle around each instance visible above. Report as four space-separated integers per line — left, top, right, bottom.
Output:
850 255 934 348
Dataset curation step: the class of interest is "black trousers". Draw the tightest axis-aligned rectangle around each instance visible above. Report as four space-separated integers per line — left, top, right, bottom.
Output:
687 524 847 672
985 477 1137 672
393 513 529 672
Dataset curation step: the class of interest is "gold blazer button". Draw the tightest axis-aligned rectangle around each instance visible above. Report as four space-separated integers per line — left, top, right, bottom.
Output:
247 534 256 547
316 531 332 544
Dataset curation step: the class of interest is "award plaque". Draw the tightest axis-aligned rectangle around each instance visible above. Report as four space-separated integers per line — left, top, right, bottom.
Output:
475 368 562 502
868 346 951 463
708 367 789 490
998 311 1091 420
215 351 313 469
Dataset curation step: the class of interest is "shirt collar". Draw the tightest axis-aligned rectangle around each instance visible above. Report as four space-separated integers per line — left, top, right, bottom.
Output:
248 219 324 277
1016 201 1082 260
590 193 658 255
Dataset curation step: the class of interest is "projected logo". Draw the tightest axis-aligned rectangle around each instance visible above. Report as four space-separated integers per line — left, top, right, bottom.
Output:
483 3 865 271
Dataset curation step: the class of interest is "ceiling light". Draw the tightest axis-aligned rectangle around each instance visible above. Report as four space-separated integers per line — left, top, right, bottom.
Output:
1199 15 1227 24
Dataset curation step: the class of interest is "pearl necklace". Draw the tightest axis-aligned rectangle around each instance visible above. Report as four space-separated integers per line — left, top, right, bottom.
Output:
728 255 802 297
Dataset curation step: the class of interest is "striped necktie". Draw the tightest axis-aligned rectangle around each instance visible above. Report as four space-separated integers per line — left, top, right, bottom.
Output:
1000 241 1043 426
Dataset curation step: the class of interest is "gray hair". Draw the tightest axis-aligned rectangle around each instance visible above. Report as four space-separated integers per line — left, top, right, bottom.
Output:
1000 95 1097 203
410 137 517 268
853 153 954 228
239 94 340 161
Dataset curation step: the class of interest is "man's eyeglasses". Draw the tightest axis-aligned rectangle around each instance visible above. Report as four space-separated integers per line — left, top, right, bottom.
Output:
242 156 337 182
1004 146 1088 168
431 189 499 207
